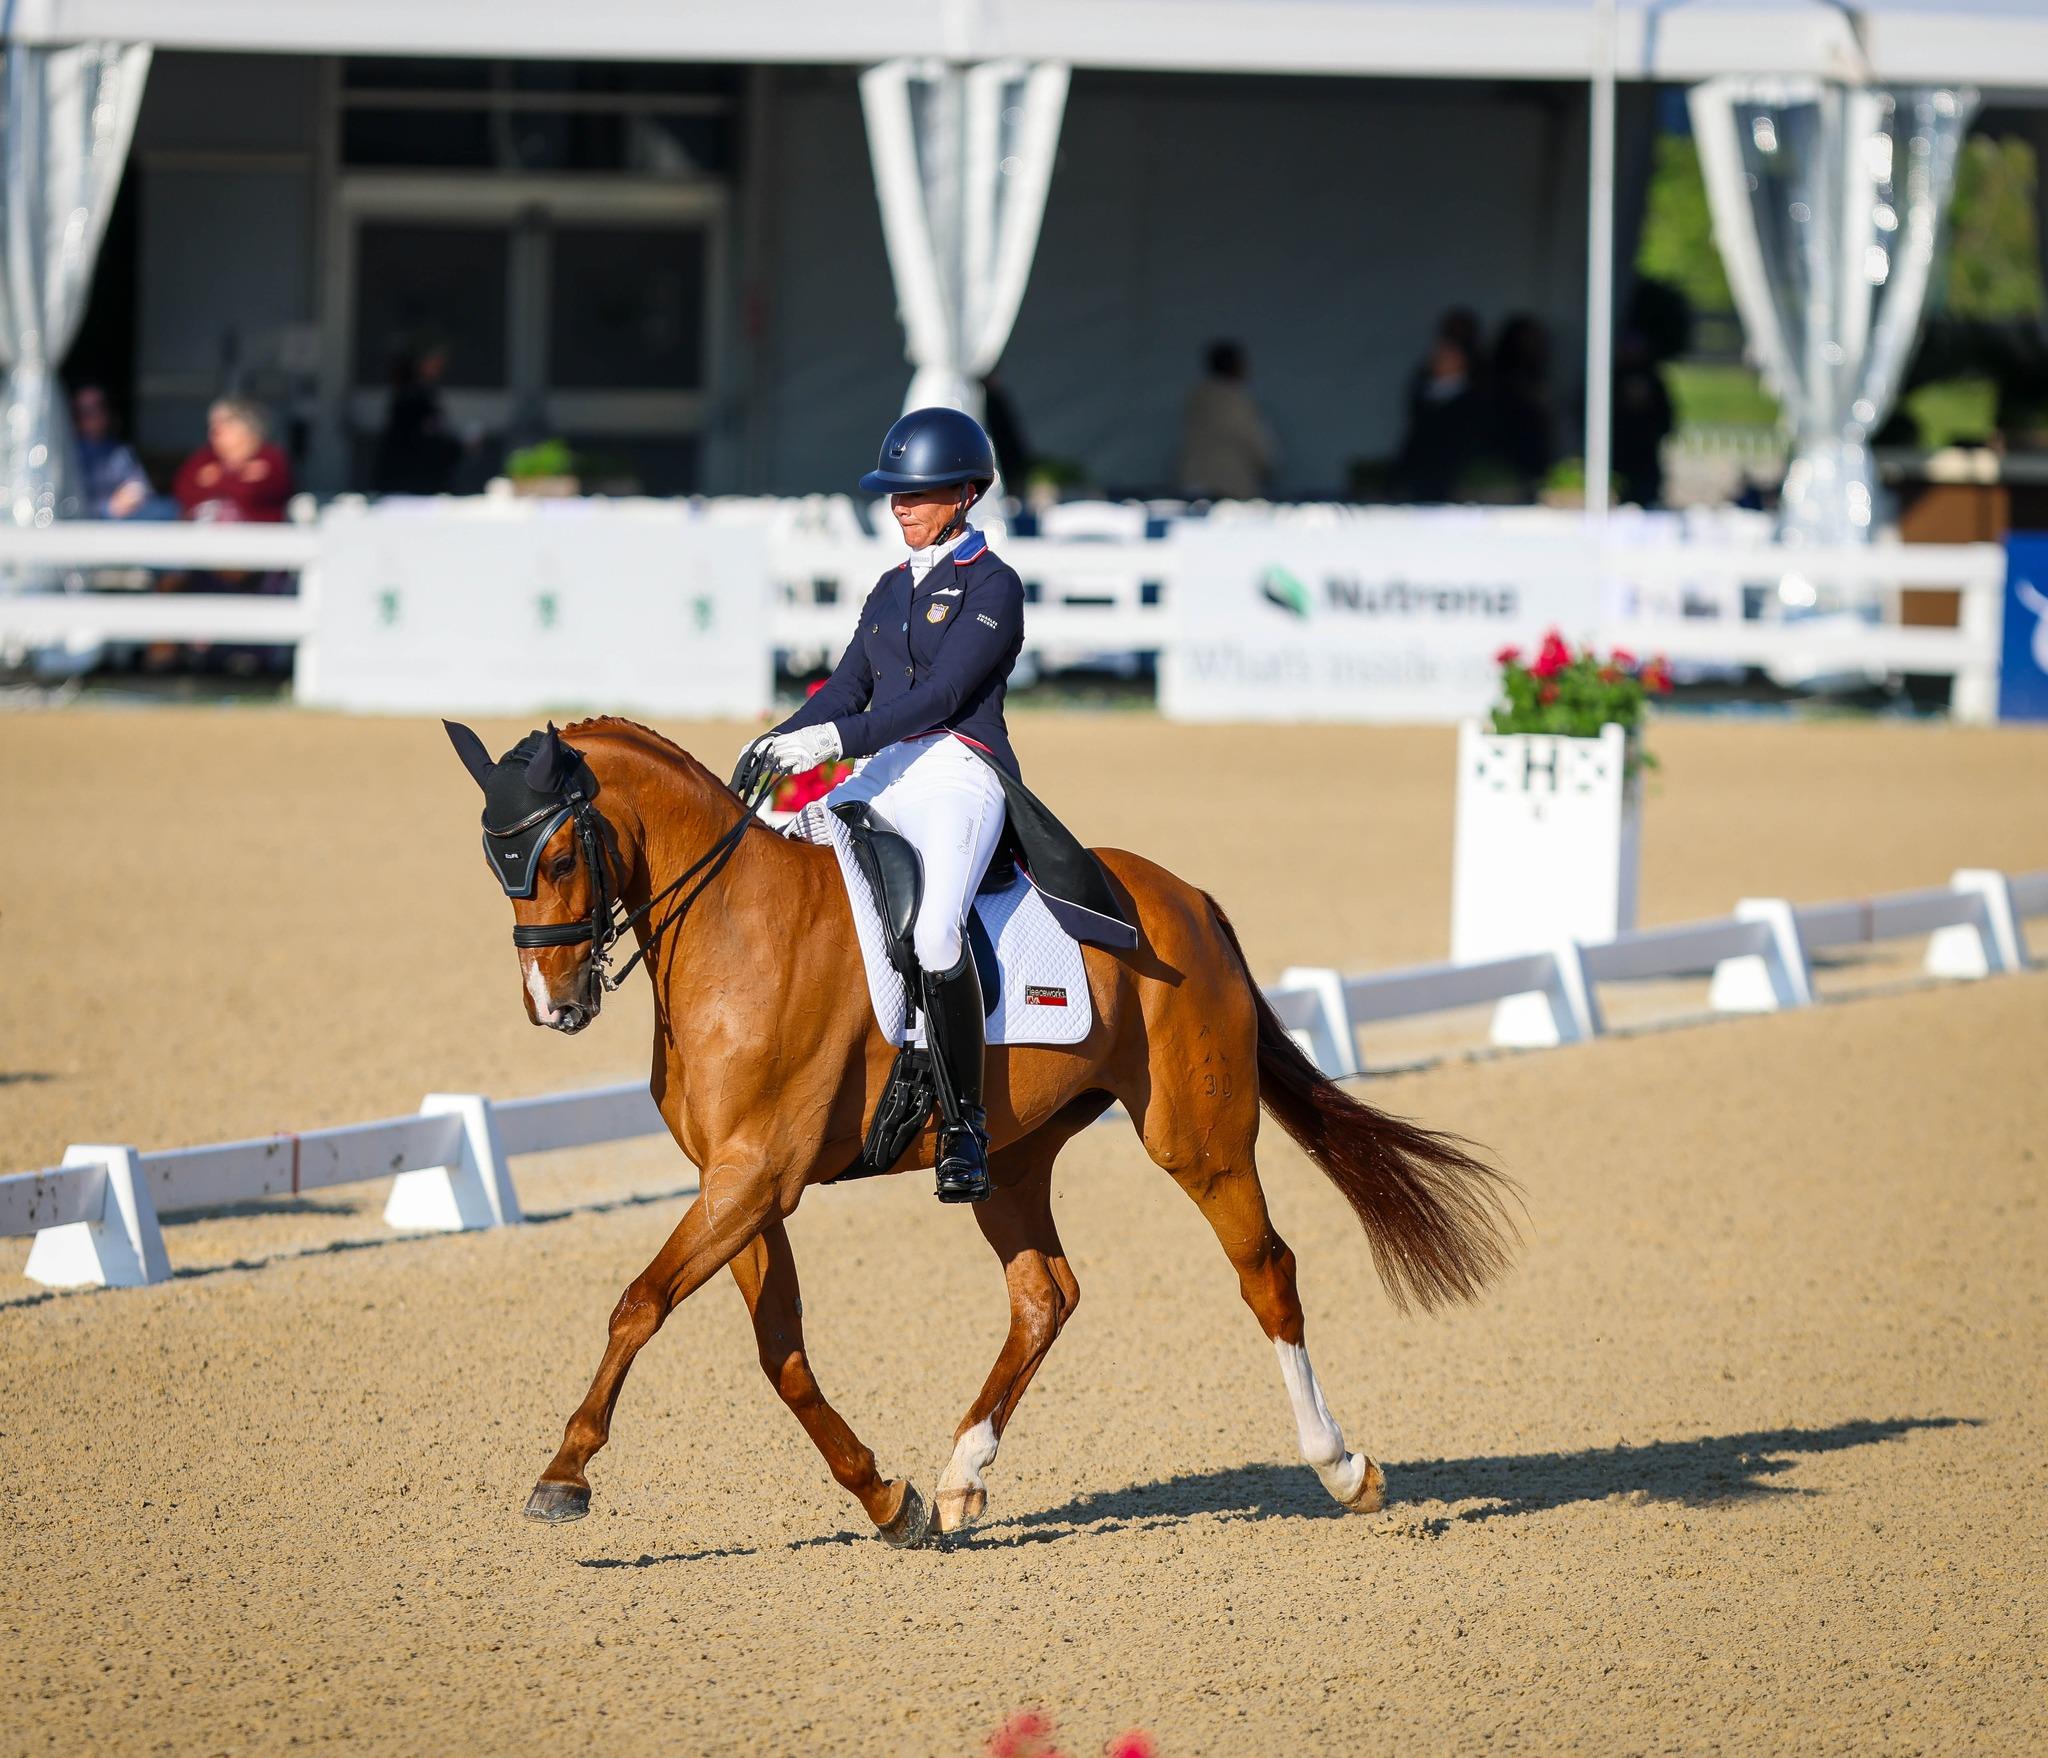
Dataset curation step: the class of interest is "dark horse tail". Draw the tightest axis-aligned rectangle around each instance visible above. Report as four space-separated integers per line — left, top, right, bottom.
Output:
1208 896 1520 1314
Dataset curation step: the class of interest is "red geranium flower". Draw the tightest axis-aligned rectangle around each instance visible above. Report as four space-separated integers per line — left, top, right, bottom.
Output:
1538 682 1559 706
1494 644 1522 667
1530 629 1571 680
1609 647 1636 669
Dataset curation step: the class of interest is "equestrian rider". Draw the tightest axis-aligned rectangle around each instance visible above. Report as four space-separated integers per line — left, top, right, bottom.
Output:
737 408 1024 1205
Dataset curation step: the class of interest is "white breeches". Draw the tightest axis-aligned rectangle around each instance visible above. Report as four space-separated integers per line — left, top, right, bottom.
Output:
824 734 1007 971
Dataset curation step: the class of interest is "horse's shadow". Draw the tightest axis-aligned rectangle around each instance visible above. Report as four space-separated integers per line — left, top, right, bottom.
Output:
577 1414 1972 1566
955 1414 1973 1547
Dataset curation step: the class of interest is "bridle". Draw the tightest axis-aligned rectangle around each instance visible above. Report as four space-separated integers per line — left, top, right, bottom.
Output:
504 769 774 994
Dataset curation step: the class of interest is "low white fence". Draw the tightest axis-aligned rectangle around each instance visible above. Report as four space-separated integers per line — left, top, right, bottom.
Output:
1278 866 2041 1078
5 866 2038 1293
0 512 2014 722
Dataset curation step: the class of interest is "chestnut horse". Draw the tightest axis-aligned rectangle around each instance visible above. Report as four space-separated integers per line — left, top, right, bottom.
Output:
457 717 1514 1545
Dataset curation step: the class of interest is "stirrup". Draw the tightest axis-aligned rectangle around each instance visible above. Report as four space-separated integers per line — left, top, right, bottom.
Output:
934 1113 990 1204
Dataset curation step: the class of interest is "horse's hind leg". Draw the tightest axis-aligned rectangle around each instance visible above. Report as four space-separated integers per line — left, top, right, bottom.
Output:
1136 1026 1385 1513
729 1220 930 1547
936 1105 1096 1535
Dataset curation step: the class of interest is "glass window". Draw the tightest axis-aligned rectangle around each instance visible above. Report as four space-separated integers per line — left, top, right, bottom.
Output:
343 57 492 92
353 224 511 389
342 109 496 169
547 226 706 391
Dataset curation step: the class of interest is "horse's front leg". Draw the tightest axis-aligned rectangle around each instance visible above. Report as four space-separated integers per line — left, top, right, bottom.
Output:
524 1162 777 1522
728 1220 932 1547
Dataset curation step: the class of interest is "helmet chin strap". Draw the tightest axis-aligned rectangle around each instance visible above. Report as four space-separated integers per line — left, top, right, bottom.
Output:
937 482 976 544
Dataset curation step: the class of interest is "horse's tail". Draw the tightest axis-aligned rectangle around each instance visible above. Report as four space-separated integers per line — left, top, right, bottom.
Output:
1207 895 1521 1313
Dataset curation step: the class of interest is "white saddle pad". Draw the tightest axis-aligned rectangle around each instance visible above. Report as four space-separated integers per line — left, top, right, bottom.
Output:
788 802 1093 1049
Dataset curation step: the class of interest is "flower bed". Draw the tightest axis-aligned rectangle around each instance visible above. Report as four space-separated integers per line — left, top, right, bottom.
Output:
1491 630 1671 773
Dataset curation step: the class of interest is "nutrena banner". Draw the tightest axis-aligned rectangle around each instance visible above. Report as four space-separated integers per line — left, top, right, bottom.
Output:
1161 529 1605 722
1999 534 2048 723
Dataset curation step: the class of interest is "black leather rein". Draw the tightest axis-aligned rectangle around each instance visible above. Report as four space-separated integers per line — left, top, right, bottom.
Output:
511 774 774 993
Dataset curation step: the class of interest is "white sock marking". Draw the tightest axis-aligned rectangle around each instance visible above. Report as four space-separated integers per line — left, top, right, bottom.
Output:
1274 1338 1370 1504
939 1417 999 1499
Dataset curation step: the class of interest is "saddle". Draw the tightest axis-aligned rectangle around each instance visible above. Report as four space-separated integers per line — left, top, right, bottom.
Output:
827 802 1016 1184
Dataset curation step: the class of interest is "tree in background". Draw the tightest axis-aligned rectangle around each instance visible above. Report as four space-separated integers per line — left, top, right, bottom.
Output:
1636 129 2043 324
1941 135 2044 320
1636 135 1732 317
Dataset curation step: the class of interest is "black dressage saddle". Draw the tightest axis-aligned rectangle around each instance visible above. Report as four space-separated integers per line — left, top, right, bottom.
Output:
830 802 923 984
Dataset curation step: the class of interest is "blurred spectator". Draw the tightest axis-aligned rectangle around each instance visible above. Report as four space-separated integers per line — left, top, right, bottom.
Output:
1396 310 1488 502
1176 340 1275 500
980 368 1033 491
1490 314 1558 496
70 385 166 519
374 344 463 495
174 397 293 523
1611 330 1675 508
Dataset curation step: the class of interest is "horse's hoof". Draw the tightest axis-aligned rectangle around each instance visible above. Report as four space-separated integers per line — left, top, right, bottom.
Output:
936 1484 986 1534
875 1479 933 1549
524 1479 592 1523
1342 1459 1387 1514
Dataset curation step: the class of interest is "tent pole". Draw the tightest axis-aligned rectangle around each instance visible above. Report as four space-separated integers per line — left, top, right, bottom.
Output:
1584 0 1617 527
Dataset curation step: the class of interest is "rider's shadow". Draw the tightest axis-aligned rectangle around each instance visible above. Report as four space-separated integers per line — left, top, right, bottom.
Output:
950 1414 1975 1548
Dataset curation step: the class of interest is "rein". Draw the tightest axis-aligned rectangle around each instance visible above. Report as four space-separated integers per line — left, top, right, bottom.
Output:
511 774 775 993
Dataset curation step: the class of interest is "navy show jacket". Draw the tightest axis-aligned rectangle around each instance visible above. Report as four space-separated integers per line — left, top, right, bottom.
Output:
773 528 1025 780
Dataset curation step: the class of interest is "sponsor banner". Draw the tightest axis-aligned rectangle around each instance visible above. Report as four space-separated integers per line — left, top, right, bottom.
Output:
1160 529 1605 722
304 503 772 717
1998 533 2048 723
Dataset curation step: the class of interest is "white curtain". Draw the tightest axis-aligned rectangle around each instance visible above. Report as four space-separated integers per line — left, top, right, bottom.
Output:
1690 78 1975 544
860 57 1068 423
1 41 151 528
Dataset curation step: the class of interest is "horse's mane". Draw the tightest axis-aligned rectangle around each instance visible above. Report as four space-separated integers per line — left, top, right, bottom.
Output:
559 715 721 786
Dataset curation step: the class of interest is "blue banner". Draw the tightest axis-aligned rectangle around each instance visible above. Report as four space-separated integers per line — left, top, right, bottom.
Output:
1999 534 2048 722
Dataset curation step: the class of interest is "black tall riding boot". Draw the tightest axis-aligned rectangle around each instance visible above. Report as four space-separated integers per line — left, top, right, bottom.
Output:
922 948 991 1204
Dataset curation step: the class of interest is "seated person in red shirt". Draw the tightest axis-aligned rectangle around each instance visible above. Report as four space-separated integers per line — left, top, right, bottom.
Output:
173 397 293 523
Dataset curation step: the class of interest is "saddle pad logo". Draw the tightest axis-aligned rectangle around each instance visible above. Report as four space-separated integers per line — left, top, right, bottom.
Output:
926 603 950 624
1024 984 1069 1007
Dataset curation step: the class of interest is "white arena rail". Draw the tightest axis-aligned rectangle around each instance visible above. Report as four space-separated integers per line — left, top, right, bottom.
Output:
7 866 2039 1294
0 517 2012 721
1277 866 2040 1078
0 523 319 651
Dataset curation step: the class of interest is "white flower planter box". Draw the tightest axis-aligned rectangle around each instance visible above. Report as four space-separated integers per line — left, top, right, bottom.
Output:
1450 720 1642 1047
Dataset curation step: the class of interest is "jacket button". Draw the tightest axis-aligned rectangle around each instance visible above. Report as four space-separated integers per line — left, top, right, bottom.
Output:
905 666 914 677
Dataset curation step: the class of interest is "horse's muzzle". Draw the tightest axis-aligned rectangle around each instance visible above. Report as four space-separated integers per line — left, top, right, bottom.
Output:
550 1000 593 1034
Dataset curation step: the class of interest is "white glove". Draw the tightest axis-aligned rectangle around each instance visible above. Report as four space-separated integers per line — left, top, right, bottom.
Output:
764 723 843 772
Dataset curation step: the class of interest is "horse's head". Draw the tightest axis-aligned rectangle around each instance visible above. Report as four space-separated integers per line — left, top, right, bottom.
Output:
445 720 626 1035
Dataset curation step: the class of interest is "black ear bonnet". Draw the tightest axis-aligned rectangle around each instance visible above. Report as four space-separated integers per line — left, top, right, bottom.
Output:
479 727 601 899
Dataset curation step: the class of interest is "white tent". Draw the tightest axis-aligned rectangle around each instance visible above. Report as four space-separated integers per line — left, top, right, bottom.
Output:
9 1 2048 90
5 0 2043 527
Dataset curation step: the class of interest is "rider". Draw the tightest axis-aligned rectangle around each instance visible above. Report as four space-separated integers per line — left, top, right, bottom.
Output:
738 407 1024 1205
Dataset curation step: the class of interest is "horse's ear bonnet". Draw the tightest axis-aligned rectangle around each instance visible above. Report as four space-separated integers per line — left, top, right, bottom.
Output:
465 722 600 898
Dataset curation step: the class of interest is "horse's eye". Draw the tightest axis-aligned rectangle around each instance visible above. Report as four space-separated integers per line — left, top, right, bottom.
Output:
546 853 577 883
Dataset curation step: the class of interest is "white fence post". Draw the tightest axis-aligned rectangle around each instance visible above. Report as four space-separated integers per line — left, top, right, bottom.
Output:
1276 967 1361 1077
1545 942 1604 1044
1710 898 1815 1012
384 1095 522 1233
23 1146 171 1289
1927 869 2028 978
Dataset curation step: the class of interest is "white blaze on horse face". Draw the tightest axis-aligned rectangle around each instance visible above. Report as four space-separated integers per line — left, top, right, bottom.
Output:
1274 1338 1371 1504
523 954 559 1026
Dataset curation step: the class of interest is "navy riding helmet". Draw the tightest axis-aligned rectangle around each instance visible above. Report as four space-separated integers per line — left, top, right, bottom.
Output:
858 406 997 498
